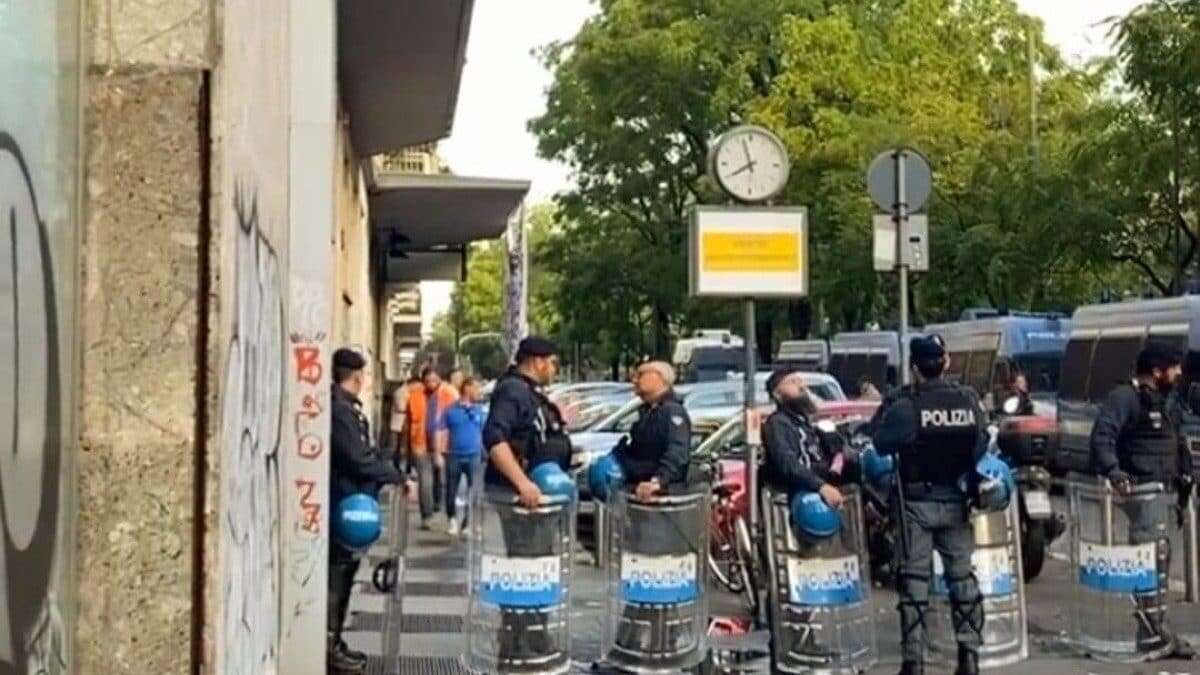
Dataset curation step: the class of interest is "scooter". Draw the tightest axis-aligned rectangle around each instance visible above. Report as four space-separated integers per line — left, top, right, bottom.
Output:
995 396 1067 581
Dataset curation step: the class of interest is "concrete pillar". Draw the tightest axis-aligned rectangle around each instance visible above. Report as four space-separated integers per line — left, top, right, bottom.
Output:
281 1 336 672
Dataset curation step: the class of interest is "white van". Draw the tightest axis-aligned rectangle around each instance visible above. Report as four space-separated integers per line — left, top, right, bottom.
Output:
671 330 744 368
1055 296 1200 474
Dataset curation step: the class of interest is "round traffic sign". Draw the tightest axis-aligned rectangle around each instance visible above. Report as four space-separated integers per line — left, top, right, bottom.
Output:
867 149 932 214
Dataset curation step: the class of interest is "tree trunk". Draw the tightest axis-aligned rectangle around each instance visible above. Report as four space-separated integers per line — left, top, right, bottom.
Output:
787 298 812 339
653 305 671 360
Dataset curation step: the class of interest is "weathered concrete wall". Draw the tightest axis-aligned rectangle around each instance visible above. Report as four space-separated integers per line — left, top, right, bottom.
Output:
211 0 290 673
0 2 83 673
78 1 214 674
333 123 381 424
78 69 204 675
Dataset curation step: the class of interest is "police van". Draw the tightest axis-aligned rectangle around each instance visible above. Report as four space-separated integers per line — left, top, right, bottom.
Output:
828 331 922 397
925 313 1070 411
1056 296 1200 475
774 339 829 372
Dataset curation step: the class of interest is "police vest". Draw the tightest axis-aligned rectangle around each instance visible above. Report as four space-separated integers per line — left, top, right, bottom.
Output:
901 383 979 488
1118 385 1180 482
499 373 573 473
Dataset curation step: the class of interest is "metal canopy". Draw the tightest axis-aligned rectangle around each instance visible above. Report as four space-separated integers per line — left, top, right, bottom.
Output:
370 173 531 248
338 0 474 155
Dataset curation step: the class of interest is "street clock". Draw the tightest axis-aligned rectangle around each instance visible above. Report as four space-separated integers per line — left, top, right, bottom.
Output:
708 125 791 203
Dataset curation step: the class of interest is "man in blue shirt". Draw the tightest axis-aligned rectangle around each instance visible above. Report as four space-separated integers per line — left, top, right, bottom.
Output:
444 376 485 536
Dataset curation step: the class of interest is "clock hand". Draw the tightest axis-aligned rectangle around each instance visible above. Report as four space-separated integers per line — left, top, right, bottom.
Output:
730 160 757 177
742 139 753 166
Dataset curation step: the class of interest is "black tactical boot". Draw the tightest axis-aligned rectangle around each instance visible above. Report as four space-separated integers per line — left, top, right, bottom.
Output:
327 633 366 673
954 646 979 675
336 639 368 665
897 661 923 675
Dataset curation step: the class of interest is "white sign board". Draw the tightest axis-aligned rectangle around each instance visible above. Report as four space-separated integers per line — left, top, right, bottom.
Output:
689 206 809 297
872 214 929 272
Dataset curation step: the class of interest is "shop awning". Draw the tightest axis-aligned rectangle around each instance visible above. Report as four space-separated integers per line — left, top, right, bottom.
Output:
338 0 474 155
385 250 466 283
370 173 531 248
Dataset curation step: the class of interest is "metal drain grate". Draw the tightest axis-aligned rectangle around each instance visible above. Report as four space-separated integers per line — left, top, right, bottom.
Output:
403 581 467 597
406 555 466 570
392 656 469 675
400 613 464 633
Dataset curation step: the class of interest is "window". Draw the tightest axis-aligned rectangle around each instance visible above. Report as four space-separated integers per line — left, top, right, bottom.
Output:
965 350 995 394
947 351 969 384
1013 353 1063 394
828 354 855 394
865 354 889 390
1058 338 1095 401
1086 335 1145 401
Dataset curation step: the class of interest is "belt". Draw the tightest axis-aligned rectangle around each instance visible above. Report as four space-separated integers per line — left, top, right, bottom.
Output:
902 482 963 501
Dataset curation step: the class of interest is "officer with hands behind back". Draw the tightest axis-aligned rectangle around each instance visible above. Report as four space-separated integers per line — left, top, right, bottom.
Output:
873 336 988 675
1089 341 1196 660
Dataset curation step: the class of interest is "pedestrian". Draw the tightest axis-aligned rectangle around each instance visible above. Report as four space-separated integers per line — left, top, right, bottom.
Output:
447 366 466 394
328 348 402 673
389 375 419 464
997 371 1034 416
482 336 572 668
443 376 485 537
1089 341 1195 660
612 360 692 500
858 376 883 401
872 335 988 675
405 366 458 530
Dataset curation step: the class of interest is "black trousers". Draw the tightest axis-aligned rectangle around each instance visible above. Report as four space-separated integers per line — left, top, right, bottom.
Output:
329 543 363 639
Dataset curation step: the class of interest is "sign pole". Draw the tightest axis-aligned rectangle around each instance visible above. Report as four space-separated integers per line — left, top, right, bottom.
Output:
895 151 910 386
743 298 759 535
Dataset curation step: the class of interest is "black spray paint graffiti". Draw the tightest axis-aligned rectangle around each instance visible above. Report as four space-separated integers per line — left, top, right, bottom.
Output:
219 187 284 675
0 131 67 675
0 130 68 675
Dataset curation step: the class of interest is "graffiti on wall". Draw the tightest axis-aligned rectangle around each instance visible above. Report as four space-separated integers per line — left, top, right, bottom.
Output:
285 279 330 634
219 187 284 674
0 132 68 675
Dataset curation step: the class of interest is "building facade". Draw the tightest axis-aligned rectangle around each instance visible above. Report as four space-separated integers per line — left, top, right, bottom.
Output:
0 1 527 673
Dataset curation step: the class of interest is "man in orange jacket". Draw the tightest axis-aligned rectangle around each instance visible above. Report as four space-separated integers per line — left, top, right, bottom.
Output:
404 365 459 529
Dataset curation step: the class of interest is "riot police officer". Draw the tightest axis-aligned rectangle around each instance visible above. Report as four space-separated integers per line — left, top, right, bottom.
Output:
329 348 402 673
481 336 573 670
612 360 692 496
762 366 854 506
1089 341 1196 660
873 336 988 675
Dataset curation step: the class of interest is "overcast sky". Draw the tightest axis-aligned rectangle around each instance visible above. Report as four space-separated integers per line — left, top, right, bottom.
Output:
425 0 1146 331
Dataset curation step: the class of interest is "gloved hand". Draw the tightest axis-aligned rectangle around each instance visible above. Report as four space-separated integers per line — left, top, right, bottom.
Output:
1108 469 1134 497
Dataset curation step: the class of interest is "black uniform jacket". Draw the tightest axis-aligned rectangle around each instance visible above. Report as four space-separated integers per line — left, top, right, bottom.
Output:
615 390 692 487
330 384 402 504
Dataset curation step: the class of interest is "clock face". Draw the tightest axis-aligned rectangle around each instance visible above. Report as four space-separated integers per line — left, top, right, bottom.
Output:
711 126 790 203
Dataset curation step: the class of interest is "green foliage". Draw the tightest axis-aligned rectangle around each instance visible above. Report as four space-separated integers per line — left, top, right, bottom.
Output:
530 0 1200 364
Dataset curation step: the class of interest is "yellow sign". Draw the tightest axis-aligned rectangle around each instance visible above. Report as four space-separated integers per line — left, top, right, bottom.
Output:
702 232 801 272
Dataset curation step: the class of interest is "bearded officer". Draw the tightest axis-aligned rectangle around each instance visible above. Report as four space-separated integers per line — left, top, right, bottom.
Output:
872 335 988 675
762 366 855 506
1090 341 1196 660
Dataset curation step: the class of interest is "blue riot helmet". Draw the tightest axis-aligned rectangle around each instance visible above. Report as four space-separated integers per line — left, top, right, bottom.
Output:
967 454 1015 512
334 493 382 550
860 445 895 486
531 461 578 502
790 491 841 540
587 452 625 503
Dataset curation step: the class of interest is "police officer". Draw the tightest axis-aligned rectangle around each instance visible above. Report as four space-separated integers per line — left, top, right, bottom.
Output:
329 348 402 673
1089 341 1196 660
481 336 573 670
762 366 854 505
613 360 692 497
873 336 987 675
608 361 699 667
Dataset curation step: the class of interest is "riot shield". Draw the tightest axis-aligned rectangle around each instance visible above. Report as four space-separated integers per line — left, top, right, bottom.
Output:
601 488 710 673
1066 475 1200 663
763 486 877 675
928 498 1028 668
465 486 575 675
